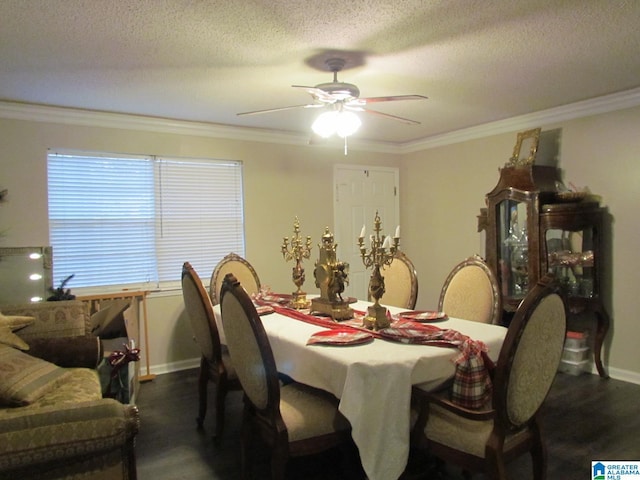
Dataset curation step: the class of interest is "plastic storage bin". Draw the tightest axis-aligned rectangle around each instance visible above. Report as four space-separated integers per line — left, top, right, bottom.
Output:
564 330 589 350
558 358 589 376
562 346 590 362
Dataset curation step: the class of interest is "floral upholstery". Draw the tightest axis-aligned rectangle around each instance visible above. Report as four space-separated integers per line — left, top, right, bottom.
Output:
1 300 91 340
0 302 139 480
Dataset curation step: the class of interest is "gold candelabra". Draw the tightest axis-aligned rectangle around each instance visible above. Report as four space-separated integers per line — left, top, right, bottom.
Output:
358 211 400 330
281 217 312 309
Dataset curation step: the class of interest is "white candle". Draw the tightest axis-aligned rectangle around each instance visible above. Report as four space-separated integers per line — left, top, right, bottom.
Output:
360 225 366 238
382 236 391 248
394 225 400 238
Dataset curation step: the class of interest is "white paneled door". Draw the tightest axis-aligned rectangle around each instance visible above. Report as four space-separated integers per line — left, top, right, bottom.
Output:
334 165 399 300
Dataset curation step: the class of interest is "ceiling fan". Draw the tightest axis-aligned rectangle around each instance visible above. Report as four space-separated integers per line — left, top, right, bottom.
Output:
237 58 427 128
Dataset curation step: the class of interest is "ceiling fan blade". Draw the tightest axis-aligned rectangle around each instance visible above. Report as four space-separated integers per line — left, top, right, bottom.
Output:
292 85 336 102
355 107 422 125
347 95 428 107
237 104 322 116
353 94 428 105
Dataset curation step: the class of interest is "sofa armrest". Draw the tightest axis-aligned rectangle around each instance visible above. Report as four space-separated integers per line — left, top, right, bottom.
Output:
1 300 91 341
0 399 139 472
27 336 103 368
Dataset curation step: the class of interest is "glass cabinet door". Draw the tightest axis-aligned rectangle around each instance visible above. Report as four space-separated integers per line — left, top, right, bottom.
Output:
0 247 53 304
496 199 529 300
545 226 595 299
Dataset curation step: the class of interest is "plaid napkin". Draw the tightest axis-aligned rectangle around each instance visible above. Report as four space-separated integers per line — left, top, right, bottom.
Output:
398 310 447 321
251 287 291 305
265 300 494 409
307 328 374 346
450 338 494 409
377 320 463 347
256 305 275 315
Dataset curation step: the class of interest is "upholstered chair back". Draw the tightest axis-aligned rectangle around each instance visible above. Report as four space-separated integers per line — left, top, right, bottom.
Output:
220 273 278 412
439 255 501 324
377 251 419 309
497 288 566 429
210 252 261 305
182 262 221 363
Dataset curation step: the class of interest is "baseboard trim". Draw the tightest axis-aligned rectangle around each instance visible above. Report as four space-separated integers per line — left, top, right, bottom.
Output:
148 358 200 376
149 358 640 386
602 366 640 385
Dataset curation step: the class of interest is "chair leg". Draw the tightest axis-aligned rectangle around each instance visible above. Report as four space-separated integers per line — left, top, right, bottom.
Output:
530 422 547 480
196 357 209 428
215 377 229 439
485 451 508 480
270 439 289 480
240 410 253 480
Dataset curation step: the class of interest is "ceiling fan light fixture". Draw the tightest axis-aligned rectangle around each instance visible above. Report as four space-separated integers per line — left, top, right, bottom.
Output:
336 110 361 138
312 110 338 138
312 110 361 139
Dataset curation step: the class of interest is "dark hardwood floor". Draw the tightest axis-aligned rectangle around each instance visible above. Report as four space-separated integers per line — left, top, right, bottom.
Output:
135 368 640 479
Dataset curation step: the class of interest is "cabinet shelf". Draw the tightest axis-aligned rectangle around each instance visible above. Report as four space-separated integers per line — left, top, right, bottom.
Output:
478 164 610 377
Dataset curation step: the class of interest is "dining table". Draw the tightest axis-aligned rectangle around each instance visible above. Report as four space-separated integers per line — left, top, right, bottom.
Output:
213 295 507 480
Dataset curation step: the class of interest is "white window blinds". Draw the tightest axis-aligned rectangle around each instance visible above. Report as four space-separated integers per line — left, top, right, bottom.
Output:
47 151 244 291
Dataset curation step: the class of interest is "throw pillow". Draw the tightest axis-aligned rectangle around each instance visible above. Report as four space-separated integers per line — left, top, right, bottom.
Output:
0 344 71 406
90 299 131 338
0 325 30 350
0 312 35 331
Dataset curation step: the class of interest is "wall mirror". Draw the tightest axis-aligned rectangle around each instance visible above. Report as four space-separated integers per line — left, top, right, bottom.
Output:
0 247 53 305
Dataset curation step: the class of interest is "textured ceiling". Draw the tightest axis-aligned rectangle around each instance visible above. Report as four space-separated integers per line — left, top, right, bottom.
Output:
1 0 640 145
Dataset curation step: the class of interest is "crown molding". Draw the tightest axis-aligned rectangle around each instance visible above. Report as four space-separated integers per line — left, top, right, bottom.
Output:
399 87 640 154
0 101 399 154
2 86 640 155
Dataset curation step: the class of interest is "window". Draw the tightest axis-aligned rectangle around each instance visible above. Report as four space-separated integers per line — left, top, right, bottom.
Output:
47 151 244 292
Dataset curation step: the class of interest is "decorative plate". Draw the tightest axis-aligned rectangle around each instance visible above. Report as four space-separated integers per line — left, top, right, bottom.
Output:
260 293 292 304
307 328 374 346
256 305 275 315
398 310 448 322
377 327 445 344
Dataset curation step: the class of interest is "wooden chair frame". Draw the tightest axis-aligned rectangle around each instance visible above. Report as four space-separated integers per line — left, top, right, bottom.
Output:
209 252 261 305
415 275 566 479
181 262 241 440
220 273 351 480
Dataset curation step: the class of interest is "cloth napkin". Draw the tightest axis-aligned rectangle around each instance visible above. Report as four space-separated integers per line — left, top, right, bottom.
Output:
307 328 374 346
398 310 448 322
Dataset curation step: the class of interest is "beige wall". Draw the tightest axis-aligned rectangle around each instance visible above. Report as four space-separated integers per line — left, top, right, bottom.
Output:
401 106 640 380
0 117 396 372
1 104 639 381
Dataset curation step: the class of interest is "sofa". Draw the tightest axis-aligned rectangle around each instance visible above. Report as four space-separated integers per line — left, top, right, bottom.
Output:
0 300 139 480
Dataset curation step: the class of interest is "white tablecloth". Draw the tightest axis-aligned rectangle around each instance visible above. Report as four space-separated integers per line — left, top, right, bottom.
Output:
214 300 507 480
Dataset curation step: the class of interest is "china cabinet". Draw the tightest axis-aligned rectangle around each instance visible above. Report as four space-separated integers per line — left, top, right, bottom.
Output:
478 163 609 377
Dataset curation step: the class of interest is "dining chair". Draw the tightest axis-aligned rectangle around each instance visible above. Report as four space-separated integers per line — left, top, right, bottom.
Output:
413 274 566 479
376 250 419 309
220 273 352 480
181 262 242 440
209 252 261 305
439 254 502 324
